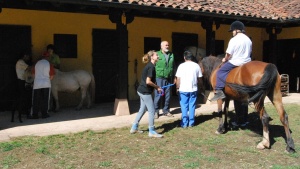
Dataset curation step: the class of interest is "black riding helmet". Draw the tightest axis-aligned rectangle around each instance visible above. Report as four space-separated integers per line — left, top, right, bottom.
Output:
228 21 245 32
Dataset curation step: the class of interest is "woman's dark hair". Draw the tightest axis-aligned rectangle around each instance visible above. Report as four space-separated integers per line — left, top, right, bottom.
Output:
184 50 193 60
19 51 30 59
47 44 55 51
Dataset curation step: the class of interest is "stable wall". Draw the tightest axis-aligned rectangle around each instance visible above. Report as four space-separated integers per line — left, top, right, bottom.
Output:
278 27 300 39
1 8 283 102
0 8 115 73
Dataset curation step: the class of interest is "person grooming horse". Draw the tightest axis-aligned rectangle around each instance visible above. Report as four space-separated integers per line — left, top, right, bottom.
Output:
29 53 55 119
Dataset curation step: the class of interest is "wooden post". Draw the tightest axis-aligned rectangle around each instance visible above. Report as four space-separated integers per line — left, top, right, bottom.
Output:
109 9 134 116
201 20 220 56
266 26 282 65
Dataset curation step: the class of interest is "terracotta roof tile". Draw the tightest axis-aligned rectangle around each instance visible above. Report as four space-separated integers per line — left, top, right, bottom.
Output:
116 0 300 21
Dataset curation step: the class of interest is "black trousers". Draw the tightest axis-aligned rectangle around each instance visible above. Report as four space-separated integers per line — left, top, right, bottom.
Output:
32 88 50 117
17 79 31 114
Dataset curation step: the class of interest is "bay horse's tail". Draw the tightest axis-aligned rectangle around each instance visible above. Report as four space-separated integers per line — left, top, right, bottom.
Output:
89 73 95 103
227 63 278 104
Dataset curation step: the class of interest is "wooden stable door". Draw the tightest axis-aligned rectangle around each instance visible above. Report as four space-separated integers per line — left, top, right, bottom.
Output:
92 29 119 103
0 25 31 111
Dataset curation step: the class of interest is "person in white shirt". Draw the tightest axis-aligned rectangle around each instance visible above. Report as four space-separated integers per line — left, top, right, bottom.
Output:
29 53 55 119
175 51 203 128
210 20 252 101
15 52 31 115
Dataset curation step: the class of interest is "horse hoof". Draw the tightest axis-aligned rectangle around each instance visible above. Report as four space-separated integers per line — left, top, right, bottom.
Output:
256 142 266 150
286 146 296 153
215 130 221 135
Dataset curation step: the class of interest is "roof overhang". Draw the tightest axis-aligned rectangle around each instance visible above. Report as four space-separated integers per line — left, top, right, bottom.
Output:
2 0 300 28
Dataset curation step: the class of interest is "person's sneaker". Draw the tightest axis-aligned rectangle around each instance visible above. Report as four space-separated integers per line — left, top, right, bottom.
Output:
130 129 144 134
162 111 173 117
240 122 249 127
181 125 188 129
149 132 163 138
28 115 39 119
41 114 50 119
231 121 239 127
154 111 159 119
210 90 226 101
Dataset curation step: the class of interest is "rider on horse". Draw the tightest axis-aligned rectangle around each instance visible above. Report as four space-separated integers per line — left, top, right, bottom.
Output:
210 20 252 101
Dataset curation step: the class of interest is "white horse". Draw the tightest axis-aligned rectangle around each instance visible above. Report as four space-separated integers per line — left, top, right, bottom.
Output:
185 46 206 62
25 68 95 111
51 69 95 111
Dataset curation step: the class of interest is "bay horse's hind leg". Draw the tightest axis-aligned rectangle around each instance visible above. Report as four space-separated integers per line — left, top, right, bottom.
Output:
256 106 271 150
272 98 295 153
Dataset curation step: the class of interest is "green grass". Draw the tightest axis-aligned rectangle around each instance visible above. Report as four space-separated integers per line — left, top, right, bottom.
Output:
0 103 299 168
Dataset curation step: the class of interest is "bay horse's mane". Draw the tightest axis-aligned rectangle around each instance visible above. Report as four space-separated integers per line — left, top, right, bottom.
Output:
200 55 222 83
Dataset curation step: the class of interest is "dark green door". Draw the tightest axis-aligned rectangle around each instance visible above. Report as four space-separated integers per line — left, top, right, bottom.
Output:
92 29 119 103
0 25 31 111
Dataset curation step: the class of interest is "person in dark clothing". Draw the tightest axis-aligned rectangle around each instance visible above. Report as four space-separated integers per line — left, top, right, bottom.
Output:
130 50 163 138
15 52 31 115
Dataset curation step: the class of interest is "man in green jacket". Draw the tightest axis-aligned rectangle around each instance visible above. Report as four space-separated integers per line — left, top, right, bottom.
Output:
154 41 175 119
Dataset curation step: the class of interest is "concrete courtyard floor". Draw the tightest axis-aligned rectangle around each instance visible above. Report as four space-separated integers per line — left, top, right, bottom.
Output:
0 93 299 142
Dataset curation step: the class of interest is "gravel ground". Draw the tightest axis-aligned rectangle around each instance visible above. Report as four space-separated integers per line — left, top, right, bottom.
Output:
0 92 299 142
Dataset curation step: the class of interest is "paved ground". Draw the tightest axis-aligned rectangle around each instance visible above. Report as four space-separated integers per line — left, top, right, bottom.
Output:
0 93 299 142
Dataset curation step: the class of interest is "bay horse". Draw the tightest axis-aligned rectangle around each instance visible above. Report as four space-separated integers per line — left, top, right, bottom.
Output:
200 56 295 153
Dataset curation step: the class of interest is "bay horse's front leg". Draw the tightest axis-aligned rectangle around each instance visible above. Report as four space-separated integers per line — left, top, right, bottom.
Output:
256 107 271 150
215 99 229 134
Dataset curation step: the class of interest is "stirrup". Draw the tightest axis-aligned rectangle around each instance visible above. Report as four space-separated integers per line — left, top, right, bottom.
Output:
210 91 225 101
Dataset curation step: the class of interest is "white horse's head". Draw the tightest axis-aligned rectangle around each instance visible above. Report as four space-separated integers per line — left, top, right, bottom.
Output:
24 68 34 84
185 46 206 62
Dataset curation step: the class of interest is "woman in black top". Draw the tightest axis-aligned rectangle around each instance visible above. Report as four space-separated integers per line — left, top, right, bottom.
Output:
130 50 163 138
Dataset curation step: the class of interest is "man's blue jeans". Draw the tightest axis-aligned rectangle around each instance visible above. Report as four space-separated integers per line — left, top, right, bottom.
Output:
179 91 197 127
154 78 171 113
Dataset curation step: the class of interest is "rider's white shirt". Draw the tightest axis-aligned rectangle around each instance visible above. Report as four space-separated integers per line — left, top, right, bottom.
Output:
226 33 252 66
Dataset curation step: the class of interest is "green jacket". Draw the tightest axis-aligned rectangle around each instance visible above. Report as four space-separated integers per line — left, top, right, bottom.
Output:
155 50 174 79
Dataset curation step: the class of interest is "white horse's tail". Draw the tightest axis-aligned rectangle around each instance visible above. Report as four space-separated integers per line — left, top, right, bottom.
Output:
89 72 95 103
